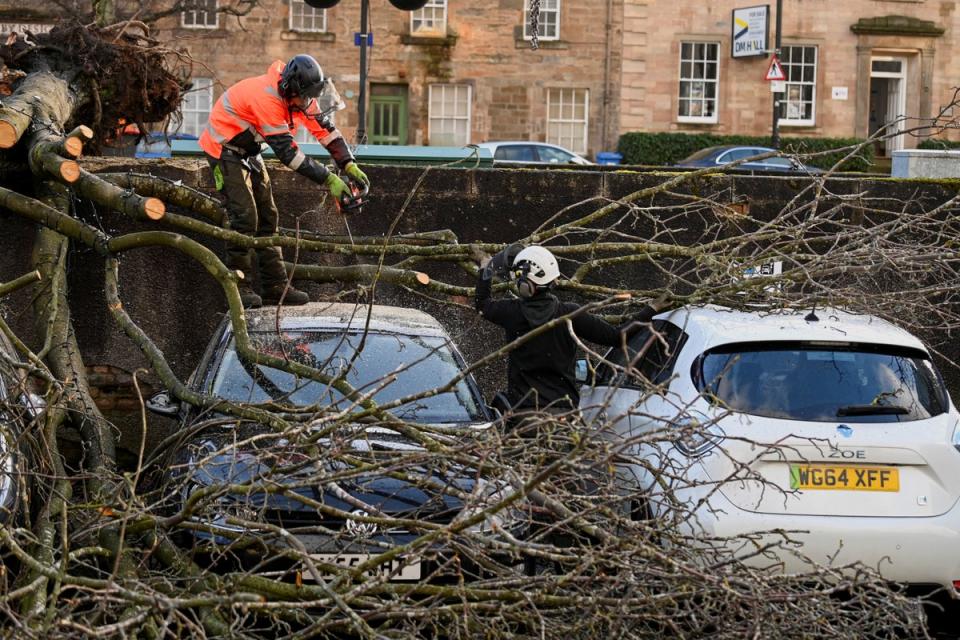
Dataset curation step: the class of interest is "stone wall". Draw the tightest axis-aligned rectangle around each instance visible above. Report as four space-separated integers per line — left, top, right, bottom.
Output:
2 159 958 452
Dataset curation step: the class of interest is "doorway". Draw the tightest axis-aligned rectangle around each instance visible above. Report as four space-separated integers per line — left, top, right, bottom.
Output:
369 84 408 145
868 57 907 156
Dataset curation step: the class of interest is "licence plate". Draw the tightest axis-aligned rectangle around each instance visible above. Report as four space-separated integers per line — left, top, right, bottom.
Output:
789 464 899 492
308 553 421 581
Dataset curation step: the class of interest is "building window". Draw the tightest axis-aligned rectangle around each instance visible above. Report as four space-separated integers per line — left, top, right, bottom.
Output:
428 84 471 146
179 78 214 137
546 88 588 154
181 0 218 29
411 0 446 35
289 0 326 33
678 42 719 123
779 45 817 126
523 0 559 41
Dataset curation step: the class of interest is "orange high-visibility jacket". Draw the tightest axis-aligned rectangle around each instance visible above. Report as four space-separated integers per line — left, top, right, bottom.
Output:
199 61 349 179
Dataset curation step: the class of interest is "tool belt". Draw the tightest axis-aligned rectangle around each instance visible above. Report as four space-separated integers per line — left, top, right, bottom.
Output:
221 143 263 174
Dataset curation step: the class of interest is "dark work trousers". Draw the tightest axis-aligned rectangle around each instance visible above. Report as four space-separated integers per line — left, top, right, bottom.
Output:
206 151 288 290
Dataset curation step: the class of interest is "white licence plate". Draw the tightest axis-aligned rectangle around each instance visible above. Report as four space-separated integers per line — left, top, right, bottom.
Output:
308 553 422 581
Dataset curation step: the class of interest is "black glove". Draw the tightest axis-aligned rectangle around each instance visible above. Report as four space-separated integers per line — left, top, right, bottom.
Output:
483 243 525 280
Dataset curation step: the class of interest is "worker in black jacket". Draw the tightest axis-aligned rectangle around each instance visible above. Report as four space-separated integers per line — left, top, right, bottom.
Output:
475 244 670 414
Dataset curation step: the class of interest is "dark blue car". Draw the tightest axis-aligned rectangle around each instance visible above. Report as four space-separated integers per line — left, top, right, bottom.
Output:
149 303 522 583
675 145 822 173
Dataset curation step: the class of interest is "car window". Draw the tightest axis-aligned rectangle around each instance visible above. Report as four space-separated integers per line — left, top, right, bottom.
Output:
598 321 688 389
210 331 484 424
694 342 948 423
761 157 795 168
538 146 576 164
494 145 537 162
682 146 722 162
720 148 761 163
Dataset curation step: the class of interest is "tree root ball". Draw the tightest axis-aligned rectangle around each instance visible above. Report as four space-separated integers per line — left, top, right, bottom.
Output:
0 22 187 150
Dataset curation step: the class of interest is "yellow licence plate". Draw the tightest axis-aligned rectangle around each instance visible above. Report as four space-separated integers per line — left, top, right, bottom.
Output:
789 464 899 492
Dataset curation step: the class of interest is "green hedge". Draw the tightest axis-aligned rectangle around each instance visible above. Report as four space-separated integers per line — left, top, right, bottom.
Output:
617 132 875 172
917 138 960 150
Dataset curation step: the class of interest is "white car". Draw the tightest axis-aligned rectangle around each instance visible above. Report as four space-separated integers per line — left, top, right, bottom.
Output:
475 142 593 166
579 305 960 593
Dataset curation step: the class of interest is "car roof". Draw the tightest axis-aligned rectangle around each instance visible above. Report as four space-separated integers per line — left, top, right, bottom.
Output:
657 305 927 352
477 141 567 149
239 303 449 338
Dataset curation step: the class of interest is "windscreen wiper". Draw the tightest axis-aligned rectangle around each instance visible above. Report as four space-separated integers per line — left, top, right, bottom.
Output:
836 404 909 417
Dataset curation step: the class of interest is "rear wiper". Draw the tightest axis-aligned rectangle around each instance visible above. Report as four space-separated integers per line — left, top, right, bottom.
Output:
836 404 909 417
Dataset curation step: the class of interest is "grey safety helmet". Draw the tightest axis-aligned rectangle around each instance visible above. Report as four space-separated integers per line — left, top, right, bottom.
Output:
279 54 326 100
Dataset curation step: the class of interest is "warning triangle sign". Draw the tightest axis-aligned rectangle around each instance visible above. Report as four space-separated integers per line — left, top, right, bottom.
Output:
765 56 786 81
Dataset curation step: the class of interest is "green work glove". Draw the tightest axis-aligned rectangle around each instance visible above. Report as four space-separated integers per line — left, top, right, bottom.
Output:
325 172 350 201
345 161 370 187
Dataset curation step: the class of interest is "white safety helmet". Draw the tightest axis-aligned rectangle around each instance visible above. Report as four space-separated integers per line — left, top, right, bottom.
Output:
512 245 560 286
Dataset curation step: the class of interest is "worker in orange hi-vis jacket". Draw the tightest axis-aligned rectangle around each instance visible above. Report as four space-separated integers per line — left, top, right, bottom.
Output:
199 54 369 308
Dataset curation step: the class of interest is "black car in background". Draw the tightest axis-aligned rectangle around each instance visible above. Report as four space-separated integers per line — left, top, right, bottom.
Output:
149 303 516 582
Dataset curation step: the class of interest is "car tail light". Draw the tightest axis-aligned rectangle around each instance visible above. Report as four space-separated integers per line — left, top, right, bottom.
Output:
953 579 960 593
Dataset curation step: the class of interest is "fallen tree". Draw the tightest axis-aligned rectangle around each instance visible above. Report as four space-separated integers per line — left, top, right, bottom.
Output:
0 14 958 640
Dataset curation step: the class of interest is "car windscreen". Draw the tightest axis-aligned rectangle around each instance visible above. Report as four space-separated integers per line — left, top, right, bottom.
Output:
210 331 484 424
694 342 949 423
681 146 722 162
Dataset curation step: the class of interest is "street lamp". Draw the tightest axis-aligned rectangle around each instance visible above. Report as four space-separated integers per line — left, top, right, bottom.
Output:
303 0 430 143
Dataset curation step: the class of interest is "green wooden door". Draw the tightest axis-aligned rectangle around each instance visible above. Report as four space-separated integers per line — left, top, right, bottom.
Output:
369 89 408 145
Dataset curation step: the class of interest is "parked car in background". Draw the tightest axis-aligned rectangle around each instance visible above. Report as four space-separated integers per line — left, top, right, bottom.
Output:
150 303 517 583
675 145 822 173
476 142 593 166
579 304 960 594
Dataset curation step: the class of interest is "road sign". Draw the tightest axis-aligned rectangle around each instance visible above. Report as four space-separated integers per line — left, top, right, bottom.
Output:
765 55 786 81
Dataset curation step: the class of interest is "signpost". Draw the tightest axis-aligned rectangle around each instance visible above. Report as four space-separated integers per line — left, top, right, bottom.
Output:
769 0 783 149
731 6 769 58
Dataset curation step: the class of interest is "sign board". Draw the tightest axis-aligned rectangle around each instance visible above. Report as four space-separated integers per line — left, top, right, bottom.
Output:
831 86 849 100
765 55 786 81
731 5 769 58
769 80 786 93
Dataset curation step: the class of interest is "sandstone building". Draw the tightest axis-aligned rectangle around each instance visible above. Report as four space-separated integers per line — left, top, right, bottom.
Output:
2 1 959 157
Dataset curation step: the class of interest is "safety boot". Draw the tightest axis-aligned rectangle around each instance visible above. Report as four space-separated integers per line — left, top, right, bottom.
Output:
261 283 309 306
238 282 262 309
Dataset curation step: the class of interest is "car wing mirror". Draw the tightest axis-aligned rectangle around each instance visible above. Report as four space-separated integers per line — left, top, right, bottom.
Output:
147 390 181 417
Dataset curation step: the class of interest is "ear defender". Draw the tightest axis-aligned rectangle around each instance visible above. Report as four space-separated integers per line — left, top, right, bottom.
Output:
514 263 536 298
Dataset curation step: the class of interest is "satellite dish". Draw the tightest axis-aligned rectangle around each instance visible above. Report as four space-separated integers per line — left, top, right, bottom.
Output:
388 0 430 9
303 0 340 8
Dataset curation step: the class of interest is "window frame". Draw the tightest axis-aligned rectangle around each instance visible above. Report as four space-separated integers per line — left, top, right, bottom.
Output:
677 41 720 124
427 83 472 147
289 0 327 33
176 77 215 138
181 0 219 29
545 88 589 156
410 0 447 36
523 0 560 41
779 44 817 127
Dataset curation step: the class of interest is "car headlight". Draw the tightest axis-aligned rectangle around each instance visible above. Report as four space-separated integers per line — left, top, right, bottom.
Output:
204 497 262 533
463 479 526 536
952 420 960 454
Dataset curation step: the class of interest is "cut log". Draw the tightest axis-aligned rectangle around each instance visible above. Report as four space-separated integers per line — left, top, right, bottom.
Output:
415 272 431 285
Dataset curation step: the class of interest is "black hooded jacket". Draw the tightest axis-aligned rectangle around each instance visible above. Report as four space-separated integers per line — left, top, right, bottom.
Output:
476 274 656 410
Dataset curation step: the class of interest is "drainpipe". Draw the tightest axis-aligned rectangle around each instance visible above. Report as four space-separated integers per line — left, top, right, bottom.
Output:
601 0 615 151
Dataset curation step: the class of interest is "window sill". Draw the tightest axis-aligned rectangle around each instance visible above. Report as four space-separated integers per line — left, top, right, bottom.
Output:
401 33 457 46
280 30 335 42
676 118 719 126
515 37 567 49
779 120 817 128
